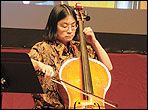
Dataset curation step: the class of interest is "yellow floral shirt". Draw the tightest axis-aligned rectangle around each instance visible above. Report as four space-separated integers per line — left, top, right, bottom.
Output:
28 40 97 109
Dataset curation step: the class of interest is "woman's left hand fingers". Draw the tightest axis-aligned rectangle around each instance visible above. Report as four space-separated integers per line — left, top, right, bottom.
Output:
83 27 96 44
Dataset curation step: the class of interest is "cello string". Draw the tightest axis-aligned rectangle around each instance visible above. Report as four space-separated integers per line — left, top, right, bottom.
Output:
51 79 117 108
57 78 117 107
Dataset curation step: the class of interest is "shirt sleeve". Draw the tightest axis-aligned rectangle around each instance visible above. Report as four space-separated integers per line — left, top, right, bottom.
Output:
87 45 98 60
28 42 43 62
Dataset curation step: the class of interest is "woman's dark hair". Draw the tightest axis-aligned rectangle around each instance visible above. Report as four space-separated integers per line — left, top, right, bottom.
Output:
43 4 78 42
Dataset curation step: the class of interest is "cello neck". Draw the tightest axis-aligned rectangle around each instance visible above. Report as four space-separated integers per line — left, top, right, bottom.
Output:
75 3 94 99
79 20 94 96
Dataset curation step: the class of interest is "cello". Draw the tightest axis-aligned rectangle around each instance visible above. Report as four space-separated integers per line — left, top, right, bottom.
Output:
52 3 117 109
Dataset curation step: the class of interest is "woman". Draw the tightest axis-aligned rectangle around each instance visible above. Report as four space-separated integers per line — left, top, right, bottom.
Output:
28 4 113 109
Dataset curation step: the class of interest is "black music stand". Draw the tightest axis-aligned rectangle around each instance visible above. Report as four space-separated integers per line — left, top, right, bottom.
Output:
1 52 43 108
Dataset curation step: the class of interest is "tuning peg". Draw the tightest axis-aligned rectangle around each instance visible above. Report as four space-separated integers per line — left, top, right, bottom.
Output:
83 11 91 21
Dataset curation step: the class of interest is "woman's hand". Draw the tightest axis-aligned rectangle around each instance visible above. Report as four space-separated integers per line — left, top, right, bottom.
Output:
83 27 113 71
38 62 55 78
31 59 55 78
83 27 97 45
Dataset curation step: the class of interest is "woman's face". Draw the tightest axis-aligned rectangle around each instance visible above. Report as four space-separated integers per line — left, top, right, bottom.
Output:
57 15 77 45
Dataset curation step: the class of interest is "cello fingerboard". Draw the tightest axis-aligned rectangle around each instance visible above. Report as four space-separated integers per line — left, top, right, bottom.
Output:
79 20 94 97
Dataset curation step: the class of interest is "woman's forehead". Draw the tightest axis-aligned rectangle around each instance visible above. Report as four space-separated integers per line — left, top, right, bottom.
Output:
58 15 76 24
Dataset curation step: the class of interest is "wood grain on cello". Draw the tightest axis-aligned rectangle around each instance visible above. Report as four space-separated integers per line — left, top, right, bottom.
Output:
56 3 114 109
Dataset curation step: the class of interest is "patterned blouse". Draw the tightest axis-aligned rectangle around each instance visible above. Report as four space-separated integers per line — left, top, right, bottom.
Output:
28 40 98 109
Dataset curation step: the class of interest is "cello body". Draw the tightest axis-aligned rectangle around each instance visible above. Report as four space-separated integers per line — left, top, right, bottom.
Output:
59 58 111 109
56 3 113 109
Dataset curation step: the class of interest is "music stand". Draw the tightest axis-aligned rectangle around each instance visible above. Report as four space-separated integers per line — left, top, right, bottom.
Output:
1 52 43 108
1 52 43 93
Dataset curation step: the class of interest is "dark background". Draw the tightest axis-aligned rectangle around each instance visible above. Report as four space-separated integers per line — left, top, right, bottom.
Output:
1 27 147 55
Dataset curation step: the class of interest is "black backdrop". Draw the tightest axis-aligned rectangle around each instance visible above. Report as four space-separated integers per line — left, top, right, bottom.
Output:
1 28 147 55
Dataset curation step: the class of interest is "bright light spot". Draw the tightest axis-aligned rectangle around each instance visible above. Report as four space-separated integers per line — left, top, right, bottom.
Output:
22 1 30 5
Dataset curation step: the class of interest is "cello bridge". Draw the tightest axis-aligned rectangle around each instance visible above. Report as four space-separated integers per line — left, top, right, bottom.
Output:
74 101 103 109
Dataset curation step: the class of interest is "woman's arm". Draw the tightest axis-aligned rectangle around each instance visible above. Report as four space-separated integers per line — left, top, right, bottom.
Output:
91 40 113 71
83 27 113 71
30 58 55 77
